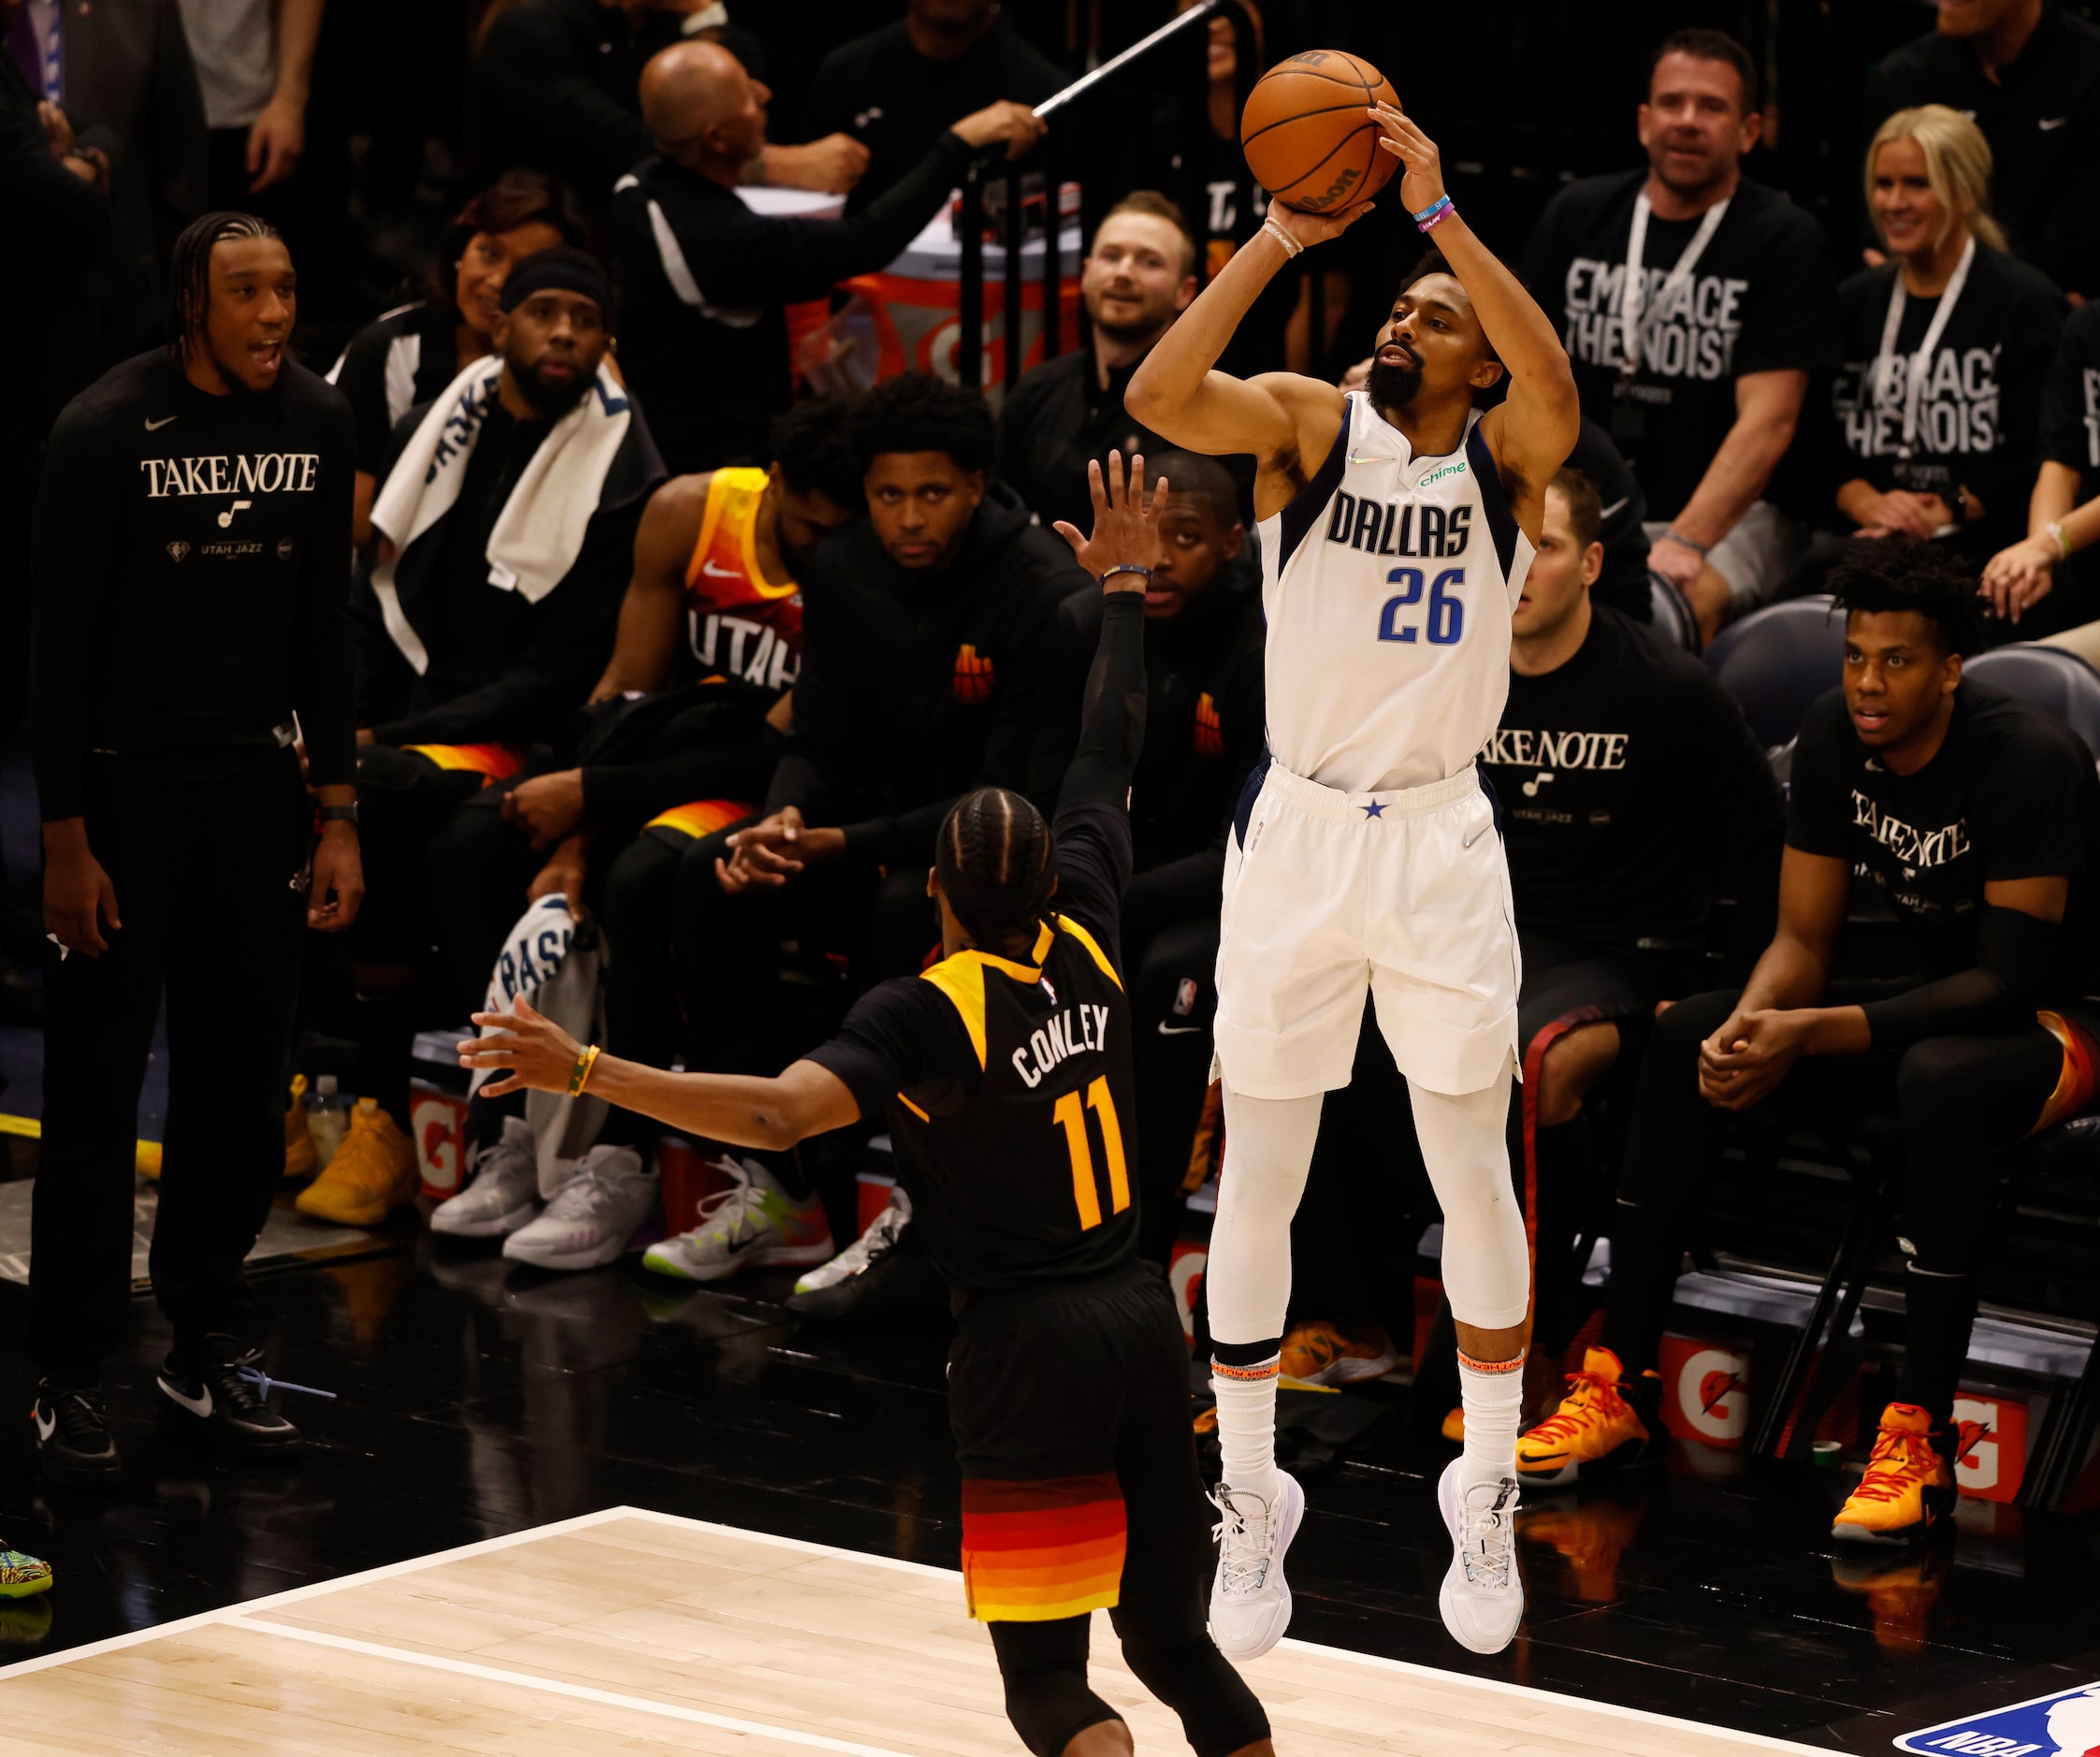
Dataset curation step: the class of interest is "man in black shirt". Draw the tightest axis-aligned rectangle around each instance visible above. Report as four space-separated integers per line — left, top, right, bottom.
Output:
801 0 1063 215
27 211 362 1487
310 248 663 1228
462 456 1274 1757
1513 541 2100 1555
1523 29 1838 645
1866 0 2100 299
609 38 1042 473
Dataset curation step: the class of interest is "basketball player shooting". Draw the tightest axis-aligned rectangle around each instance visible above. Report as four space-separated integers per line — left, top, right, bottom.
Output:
1126 99 1578 1659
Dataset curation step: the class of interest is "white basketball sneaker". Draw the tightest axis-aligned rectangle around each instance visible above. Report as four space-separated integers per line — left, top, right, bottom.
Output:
642 1156 833 1283
502 1146 659 1271
1208 1473 1303 1660
430 1117 540 1239
1437 1460 1525 1654
792 1186 912 1295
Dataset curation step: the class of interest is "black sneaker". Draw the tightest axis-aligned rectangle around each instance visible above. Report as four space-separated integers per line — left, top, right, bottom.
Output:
156 1337 304 1462
785 1212 947 1326
31 1381 122 1488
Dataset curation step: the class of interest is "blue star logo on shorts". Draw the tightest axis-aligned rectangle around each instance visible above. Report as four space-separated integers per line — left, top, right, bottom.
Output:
1360 801 1385 819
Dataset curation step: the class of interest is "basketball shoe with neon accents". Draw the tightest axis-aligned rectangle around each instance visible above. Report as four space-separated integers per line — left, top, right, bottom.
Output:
1514 1347 1661 1487
1831 1403 1976 1546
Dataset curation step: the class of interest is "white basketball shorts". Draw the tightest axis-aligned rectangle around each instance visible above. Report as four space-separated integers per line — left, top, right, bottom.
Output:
1213 761 1521 1101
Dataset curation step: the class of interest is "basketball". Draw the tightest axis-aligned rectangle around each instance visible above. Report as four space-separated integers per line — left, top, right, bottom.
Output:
1240 50 1399 214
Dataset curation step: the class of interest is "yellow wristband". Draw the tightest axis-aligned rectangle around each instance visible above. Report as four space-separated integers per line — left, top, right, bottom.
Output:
568 1043 602 1096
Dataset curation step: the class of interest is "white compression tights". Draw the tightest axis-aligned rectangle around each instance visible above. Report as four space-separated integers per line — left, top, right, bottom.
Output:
1209 1056 1529 1348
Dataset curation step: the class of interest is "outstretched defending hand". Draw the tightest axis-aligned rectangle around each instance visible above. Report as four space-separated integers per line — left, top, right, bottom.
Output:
1052 450 1167 588
459 995 583 1098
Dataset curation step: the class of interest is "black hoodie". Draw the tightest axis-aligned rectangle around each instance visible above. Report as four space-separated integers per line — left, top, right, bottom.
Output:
766 480 1089 865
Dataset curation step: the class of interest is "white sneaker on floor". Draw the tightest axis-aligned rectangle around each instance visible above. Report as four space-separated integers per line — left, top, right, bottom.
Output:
1438 1459 1524 1654
642 1156 833 1283
501 1146 658 1270
792 1187 912 1295
431 1117 541 1239
1208 1472 1302 1660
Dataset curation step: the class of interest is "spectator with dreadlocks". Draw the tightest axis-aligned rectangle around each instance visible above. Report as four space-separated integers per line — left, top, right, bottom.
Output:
24 210 361 1489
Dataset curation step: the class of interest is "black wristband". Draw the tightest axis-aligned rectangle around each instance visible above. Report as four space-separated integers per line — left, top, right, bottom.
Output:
319 803 358 825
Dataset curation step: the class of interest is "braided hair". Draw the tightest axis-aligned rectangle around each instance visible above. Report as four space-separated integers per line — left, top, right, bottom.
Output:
167 211 282 356
936 787 1057 959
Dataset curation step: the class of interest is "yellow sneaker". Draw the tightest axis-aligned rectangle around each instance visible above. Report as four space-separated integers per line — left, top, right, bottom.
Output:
1832 1403 1960 1546
1831 1545 1948 1653
295 1097 417 1227
1515 1347 1658 1487
1280 1320 1398 1386
283 1074 317 1181
1441 1406 1466 1444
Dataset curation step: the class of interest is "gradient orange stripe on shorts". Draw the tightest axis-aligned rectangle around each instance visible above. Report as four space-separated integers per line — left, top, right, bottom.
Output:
961 1474 1126 1622
644 797 751 840
401 742 527 785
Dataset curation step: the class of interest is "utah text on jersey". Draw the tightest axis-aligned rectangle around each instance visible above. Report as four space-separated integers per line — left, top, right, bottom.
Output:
693 611 797 691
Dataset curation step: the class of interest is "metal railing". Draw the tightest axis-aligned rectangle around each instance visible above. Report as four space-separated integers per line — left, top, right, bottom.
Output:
952 0 1260 397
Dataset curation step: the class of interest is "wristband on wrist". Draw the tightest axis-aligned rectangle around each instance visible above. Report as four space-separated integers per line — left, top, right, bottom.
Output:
2049 519 2073 561
1261 215 1303 259
568 1043 602 1096
1101 564 1151 587
318 803 357 826
1416 198 1455 233
1659 527 1710 560
1411 194 1452 225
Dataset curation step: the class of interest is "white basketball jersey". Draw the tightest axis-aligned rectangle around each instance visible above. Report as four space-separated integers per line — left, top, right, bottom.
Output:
1256 391 1534 794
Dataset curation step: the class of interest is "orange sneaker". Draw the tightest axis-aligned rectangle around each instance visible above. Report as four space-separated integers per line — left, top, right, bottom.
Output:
1832 1404 1964 1546
283 1074 317 1181
1831 1545 1949 1653
1280 1320 1398 1386
1441 1406 1466 1444
295 1097 417 1227
1515 1347 1659 1487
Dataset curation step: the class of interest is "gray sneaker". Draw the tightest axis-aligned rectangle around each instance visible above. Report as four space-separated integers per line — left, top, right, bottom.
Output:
502 1146 659 1270
430 1117 540 1239
792 1186 912 1295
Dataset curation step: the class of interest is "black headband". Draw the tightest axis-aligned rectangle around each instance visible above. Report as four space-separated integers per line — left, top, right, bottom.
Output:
500 247 612 314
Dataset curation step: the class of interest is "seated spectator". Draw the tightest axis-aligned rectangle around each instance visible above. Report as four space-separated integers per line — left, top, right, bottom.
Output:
996 194 1198 540
1986 298 2100 643
1416 467 1780 1432
1513 542 2100 1557
609 39 1041 474
10 0 207 355
472 0 870 210
800 0 1062 215
1053 450 1262 1269
1523 28 1837 646
1865 0 2100 300
1802 107 2064 614
630 372 1088 1285
327 169 589 543
297 247 664 1225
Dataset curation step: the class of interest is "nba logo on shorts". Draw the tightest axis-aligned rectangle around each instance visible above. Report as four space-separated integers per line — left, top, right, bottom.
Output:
1895 1681 2100 1754
1173 979 1199 1018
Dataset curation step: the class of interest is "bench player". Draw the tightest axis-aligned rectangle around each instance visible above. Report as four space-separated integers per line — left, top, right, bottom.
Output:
1126 102 1579 1657
462 456 1276 1757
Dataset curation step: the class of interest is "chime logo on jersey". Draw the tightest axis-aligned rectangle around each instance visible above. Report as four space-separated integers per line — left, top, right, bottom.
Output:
1894 1680 2100 1754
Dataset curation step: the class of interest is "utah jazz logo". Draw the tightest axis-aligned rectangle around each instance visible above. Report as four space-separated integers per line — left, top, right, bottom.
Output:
953 644 997 705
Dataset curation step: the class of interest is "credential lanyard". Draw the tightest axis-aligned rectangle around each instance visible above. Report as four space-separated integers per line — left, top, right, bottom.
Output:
1618 193 1730 380
1875 233 1977 460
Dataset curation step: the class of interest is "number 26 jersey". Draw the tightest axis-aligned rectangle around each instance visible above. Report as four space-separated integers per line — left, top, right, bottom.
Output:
1258 391 1535 795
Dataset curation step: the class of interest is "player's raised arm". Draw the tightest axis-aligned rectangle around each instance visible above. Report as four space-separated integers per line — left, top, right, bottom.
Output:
1369 103 1579 530
1124 203 1363 514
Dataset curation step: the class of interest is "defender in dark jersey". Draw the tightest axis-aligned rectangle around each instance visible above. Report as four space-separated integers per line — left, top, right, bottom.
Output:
463 457 1274 1757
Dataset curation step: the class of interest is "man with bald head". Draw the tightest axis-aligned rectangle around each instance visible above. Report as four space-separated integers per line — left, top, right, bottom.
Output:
610 38 1041 472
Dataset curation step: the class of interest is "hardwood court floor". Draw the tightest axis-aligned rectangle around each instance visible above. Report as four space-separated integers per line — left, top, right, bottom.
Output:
0 1507 1826 1756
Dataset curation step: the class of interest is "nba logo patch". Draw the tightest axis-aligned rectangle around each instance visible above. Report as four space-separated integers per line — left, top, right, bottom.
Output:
1894 1681 2100 1753
1172 978 1199 1017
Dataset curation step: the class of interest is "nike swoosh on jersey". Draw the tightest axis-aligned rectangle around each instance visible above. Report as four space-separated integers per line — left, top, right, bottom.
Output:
144 414 179 431
1600 496 1629 519
1157 1022 1206 1036
159 1378 212 1418
2039 115 2070 130
700 559 744 578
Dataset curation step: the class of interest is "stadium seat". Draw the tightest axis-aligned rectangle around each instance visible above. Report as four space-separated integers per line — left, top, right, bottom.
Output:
1703 596 1846 748
1963 643 2100 756
1643 574 1701 655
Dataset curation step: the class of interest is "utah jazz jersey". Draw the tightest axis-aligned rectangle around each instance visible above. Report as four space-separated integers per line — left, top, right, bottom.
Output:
685 466 803 697
808 813 1139 1298
1258 392 1533 794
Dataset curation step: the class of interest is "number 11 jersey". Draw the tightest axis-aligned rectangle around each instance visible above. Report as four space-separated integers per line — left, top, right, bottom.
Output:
1259 391 1534 794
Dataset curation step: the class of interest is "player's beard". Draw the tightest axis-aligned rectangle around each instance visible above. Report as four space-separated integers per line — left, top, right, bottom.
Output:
513 356 593 419
1366 353 1422 413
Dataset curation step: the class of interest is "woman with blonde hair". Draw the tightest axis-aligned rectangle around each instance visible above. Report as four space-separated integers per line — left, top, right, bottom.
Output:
1808 105 2064 610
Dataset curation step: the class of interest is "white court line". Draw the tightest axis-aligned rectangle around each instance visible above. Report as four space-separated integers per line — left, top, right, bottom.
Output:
223 1616 916 1757
0 1502 1835 1755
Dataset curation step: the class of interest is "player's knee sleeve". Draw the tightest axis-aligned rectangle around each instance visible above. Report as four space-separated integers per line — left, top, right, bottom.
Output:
1112 1622 1271 1757
1412 1059 1529 1329
1207 1086 1324 1343
987 1618 1122 1757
